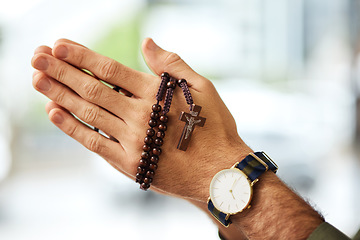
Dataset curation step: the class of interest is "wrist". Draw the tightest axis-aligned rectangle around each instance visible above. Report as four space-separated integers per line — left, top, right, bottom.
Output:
197 142 253 203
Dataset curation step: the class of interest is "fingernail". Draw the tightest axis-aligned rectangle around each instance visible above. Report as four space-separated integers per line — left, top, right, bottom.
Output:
147 38 160 51
52 112 64 124
36 77 51 91
54 45 68 59
34 57 49 70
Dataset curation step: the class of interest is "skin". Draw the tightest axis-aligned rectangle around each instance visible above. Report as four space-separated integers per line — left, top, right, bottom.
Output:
31 39 324 239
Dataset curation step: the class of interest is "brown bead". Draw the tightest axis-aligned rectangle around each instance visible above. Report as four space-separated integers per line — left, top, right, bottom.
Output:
159 115 168 123
148 119 157 127
141 152 150 159
150 155 159 164
167 81 176 89
146 170 155 178
137 166 146 174
144 136 153 145
143 144 151 152
161 72 169 78
157 131 165 139
150 112 159 119
154 138 163 146
177 78 187 86
143 177 153 184
146 128 155 137
152 147 162 156
140 183 150 190
149 163 158 171
158 123 167 131
135 173 143 183
139 159 148 167
152 104 161 112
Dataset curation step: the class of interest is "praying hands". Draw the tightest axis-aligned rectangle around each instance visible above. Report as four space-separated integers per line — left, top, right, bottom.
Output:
31 39 330 240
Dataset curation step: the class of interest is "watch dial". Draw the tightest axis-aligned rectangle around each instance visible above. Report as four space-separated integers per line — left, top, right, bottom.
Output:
209 168 252 214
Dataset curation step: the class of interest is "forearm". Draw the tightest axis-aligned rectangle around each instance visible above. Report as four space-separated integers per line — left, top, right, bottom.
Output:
231 171 324 239
189 199 248 240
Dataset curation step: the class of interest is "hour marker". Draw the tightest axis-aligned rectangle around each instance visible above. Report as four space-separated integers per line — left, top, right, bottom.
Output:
220 202 223 206
228 205 230 211
236 204 239 209
216 179 222 183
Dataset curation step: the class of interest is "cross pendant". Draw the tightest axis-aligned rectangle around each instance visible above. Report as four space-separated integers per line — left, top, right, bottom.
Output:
177 104 206 151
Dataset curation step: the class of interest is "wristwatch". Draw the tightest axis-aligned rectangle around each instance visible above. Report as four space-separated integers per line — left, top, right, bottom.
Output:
207 152 278 227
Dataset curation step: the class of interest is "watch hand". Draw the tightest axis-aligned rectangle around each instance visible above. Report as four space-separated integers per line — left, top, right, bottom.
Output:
231 178 239 190
229 189 235 200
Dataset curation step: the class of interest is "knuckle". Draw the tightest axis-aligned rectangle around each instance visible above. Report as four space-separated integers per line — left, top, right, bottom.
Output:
83 81 102 102
99 59 119 81
55 89 66 105
55 65 67 82
200 78 215 90
76 46 87 66
86 133 103 153
164 52 182 68
67 123 78 138
82 105 100 125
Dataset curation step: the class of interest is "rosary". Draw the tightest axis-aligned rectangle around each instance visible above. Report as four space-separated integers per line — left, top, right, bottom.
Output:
135 73 206 190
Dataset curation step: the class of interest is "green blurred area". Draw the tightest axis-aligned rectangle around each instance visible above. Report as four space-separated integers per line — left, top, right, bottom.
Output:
91 12 145 72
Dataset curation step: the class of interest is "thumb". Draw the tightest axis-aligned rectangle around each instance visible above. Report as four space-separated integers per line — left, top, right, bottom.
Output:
142 38 203 87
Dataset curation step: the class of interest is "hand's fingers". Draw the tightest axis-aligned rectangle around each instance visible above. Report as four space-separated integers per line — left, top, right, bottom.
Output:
31 53 137 120
47 105 134 175
141 38 207 90
33 71 130 142
34 45 52 55
53 38 88 49
52 40 156 97
45 100 67 114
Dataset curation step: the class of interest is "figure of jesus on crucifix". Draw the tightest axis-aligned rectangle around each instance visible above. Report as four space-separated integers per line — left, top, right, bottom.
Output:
177 104 206 151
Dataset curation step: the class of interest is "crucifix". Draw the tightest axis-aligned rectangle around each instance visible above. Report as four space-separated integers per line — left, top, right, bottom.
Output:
177 104 206 151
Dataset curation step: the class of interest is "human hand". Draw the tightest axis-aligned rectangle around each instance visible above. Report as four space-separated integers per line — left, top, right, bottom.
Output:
31 38 252 202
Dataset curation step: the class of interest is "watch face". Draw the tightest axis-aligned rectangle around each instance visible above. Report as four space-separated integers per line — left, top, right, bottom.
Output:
209 168 252 214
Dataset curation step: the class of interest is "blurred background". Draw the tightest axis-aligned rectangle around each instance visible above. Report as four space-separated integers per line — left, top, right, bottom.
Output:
0 0 360 239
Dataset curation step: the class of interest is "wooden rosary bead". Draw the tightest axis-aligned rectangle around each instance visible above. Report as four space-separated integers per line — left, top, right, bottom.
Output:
144 136 153 145
143 144 151 152
146 170 155 178
139 159 148 167
177 78 187 86
141 151 150 159
152 147 162 156
137 166 146 174
135 173 143 182
148 119 157 127
150 155 159 164
167 81 176 89
161 72 170 78
156 131 165 139
154 138 163 146
152 104 161 112
146 128 155 137
158 123 167 131
143 177 153 184
140 183 150 190
149 163 158 171
159 115 168 123
150 112 159 119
